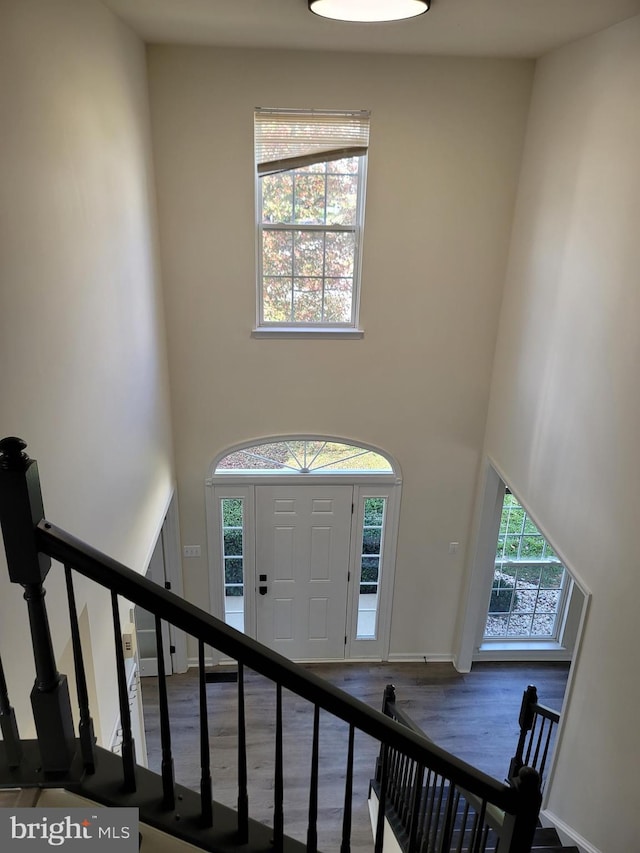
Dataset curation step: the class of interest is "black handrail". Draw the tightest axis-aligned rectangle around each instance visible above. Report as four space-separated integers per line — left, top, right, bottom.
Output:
0 438 543 852
37 518 521 812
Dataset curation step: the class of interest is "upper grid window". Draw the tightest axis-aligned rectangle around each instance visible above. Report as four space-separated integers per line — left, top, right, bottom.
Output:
255 109 370 329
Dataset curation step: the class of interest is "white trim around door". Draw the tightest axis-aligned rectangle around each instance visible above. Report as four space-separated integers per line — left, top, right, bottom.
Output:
205 478 400 664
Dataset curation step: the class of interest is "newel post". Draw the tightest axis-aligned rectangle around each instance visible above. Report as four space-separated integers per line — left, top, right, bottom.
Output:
504 766 542 853
0 437 76 774
508 684 538 780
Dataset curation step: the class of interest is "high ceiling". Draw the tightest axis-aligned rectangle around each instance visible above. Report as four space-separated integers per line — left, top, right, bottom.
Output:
102 0 640 59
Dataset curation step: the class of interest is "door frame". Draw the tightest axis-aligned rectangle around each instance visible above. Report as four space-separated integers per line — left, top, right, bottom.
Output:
205 438 402 664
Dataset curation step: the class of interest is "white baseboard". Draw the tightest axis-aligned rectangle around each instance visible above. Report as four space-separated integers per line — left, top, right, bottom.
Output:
187 655 216 669
387 653 454 664
541 810 602 853
189 653 454 668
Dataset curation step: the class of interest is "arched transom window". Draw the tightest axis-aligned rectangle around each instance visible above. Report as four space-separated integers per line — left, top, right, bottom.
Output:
215 438 393 475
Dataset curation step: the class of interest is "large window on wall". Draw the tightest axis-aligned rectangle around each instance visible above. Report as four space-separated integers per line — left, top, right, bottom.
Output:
254 109 370 331
484 493 568 641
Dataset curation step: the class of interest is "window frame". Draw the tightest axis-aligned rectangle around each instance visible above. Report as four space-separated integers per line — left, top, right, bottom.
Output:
254 111 369 335
483 492 570 643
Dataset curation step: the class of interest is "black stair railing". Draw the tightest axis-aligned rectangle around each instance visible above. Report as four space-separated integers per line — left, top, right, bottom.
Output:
508 684 560 789
376 684 544 853
0 438 543 853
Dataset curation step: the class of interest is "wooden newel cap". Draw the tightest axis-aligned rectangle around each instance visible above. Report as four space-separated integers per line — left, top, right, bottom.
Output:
0 437 29 471
517 765 541 792
0 438 50 584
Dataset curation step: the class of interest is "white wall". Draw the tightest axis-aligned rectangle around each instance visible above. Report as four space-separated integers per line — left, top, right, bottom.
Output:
0 0 174 744
482 16 640 853
147 46 533 662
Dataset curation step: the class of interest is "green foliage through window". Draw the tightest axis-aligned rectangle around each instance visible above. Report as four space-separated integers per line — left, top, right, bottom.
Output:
259 157 364 326
485 493 567 640
221 499 244 597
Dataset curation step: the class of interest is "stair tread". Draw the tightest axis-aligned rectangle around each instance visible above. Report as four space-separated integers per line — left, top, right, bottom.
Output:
534 826 565 844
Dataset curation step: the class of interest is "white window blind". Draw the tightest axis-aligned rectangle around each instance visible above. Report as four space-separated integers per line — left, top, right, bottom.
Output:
255 109 370 176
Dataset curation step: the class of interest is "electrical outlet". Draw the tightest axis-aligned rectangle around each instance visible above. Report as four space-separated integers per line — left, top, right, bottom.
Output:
183 545 201 558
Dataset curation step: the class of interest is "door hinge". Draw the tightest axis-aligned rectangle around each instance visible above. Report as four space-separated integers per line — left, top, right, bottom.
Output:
344 635 347 645
352 503 354 514
170 645 176 654
347 571 351 582
164 581 172 590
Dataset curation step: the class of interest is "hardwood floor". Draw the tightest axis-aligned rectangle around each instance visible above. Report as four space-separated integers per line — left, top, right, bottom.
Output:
141 661 569 851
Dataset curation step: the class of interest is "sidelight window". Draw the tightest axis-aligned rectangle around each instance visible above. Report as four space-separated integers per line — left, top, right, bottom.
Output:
356 497 386 639
221 498 245 632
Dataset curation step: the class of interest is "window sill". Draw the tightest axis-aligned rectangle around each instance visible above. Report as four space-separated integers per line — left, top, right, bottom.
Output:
251 327 364 340
475 640 572 661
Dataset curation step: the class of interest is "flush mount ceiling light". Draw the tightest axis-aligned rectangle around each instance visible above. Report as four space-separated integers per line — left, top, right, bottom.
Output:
309 0 430 23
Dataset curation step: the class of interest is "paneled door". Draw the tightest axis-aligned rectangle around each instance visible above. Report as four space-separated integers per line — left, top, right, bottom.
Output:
255 485 353 660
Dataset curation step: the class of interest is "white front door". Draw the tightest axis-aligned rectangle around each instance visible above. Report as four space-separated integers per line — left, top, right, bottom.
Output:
255 485 353 660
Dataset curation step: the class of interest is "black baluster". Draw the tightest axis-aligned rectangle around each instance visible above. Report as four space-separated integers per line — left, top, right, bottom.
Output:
340 724 355 853
155 615 175 810
237 662 249 843
429 775 445 851
273 683 284 848
538 718 553 779
374 743 389 853
198 640 212 827
399 754 412 822
423 771 440 852
64 566 96 773
407 763 424 853
0 439 75 774
456 800 471 853
467 808 480 853
532 715 547 770
111 592 136 792
0 654 22 768
470 799 487 853
388 745 400 807
439 781 457 852
307 704 320 852
417 767 432 852
524 713 538 768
